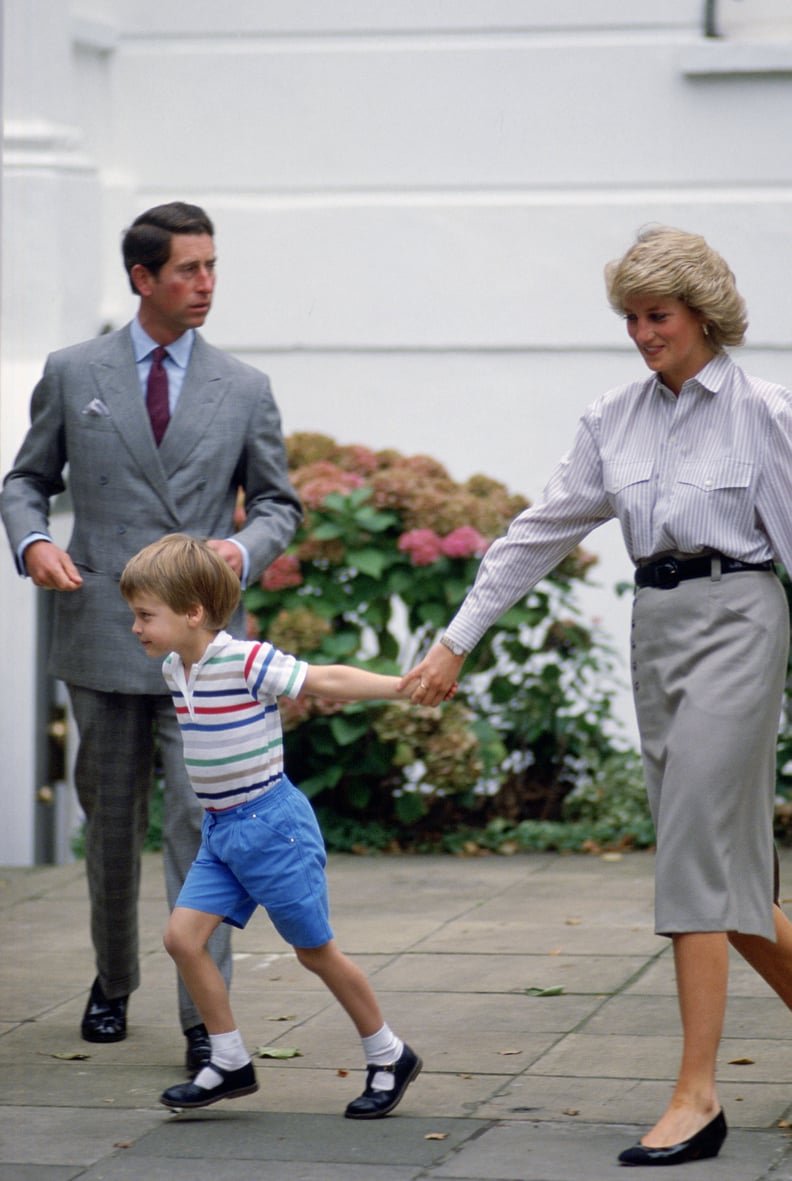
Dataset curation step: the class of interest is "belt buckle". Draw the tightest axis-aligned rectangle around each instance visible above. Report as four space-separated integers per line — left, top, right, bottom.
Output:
654 557 680 589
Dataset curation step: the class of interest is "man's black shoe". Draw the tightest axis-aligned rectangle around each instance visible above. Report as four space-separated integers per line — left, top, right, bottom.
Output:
184 1023 211 1076
81 977 128 1043
160 1061 259 1110
344 1044 422 1119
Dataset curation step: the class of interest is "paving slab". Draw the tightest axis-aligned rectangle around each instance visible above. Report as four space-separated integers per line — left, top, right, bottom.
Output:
3 849 792 1180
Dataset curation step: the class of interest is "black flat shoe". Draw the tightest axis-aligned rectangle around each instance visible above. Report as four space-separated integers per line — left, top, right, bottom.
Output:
81 977 128 1043
344 1044 422 1119
618 1109 727 1166
184 1023 211 1076
159 1061 259 1110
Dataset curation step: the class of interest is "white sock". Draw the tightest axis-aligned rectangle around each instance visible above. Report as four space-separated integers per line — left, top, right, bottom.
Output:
193 1029 249 1090
361 1024 404 1092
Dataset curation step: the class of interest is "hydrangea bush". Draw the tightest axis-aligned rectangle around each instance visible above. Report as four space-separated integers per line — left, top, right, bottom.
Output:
241 432 648 852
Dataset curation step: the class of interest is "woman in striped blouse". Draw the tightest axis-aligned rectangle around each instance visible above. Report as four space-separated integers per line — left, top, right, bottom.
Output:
403 226 792 1167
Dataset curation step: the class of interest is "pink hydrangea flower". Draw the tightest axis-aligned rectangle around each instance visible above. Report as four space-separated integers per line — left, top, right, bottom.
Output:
296 462 365 510
260 554 303 592
439 526 489 559
398 528 443 566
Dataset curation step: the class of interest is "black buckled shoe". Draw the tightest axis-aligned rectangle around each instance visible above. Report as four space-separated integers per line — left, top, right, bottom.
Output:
159 1061 259 1110
184 1023 211 1076
618 1109 727 1166
344 1044 422 1119
81 977 128 1043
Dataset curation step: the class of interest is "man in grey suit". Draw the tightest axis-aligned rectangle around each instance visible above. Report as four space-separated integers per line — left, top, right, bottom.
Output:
1 202 302 1071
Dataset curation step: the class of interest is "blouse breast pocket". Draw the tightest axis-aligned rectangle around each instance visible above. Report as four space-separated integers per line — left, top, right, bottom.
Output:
603 458 655 494
676 457 753 494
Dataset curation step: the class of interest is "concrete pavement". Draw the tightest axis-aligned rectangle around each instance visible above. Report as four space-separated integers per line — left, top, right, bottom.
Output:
2 848 792 1179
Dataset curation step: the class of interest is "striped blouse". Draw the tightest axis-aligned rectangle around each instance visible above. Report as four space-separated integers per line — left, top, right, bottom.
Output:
446 354 792 654
162 632 307 811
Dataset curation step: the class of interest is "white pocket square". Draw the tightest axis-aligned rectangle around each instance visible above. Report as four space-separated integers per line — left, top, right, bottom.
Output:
81 398 111 417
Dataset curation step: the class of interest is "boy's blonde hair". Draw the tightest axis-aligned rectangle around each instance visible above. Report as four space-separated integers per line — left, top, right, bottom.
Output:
604 225 748 352
120 533 241 631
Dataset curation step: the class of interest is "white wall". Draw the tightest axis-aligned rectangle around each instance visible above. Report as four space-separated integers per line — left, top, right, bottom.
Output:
2 0 792 862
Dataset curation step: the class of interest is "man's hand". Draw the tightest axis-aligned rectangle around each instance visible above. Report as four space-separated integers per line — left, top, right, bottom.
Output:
206 538 243 578
24 540 84 590
399 642 465 706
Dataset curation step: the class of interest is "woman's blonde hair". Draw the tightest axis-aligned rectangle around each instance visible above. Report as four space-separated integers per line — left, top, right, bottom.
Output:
604 225 748 351
120 533 241 631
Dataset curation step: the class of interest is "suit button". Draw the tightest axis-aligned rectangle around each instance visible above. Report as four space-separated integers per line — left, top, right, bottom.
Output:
117 525 127 534
98 475 109 485
197 480 207 490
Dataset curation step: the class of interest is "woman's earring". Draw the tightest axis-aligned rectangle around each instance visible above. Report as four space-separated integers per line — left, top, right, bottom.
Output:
703 323 710 337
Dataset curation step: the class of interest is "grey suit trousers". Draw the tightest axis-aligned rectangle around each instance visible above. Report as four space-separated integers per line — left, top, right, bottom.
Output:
68 685 232 1029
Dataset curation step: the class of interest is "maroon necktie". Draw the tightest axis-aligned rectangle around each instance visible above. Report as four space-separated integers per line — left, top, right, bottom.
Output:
146 346 170 445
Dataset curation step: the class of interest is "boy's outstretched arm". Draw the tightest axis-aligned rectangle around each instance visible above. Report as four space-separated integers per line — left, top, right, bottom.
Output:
302 664 458 703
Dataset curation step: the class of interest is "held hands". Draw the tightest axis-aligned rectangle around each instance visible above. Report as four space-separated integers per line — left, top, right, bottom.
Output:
399 642 465 707
24 540 83 590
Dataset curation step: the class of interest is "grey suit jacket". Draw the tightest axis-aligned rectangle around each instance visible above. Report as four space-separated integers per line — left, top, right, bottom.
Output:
1 325 302 694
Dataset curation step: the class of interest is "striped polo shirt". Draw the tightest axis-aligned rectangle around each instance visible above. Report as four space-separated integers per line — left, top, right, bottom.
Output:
162 631 308 811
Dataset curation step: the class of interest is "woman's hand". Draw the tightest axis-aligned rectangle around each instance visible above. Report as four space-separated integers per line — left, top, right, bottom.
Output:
399 643 465 706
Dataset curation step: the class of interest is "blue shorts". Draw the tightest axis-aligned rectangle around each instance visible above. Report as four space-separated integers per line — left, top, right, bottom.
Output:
176 775 333 949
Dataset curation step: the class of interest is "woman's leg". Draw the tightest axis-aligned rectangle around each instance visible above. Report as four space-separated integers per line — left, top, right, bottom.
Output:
641 931 728 1148
295 939 383 1037
729 903 792 1008
164 907 235 1034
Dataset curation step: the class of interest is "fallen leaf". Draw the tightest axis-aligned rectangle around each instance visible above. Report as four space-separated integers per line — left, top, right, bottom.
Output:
38 1051 91 1061
425 1132 448 1141
113 1141 134 1149
601 852 622 862
498 1048 523 1056
778 1119 792 1128
548 948 562 956
457 1073 473 1079
268 1015 296 1022
255 1046 303 1059
524 985 564 996
562 1108 580 1116
565 918 582 926
727 1057 755 1065
336 1069 349 1077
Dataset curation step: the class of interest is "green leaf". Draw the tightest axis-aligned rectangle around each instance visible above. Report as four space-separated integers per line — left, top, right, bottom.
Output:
346 548 387 579
312 522 344 541
329 713 371 746
523 986 564 996
298 766 343 798
345 780 372 809
394 791 427 824
416 602 447 628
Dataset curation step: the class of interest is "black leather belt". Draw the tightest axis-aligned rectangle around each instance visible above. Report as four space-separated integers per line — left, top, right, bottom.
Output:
635 553 774 590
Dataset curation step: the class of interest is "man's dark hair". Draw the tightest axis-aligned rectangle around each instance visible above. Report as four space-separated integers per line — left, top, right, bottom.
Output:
122 202 215 293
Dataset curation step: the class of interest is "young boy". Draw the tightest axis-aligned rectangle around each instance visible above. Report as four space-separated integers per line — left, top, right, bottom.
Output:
120 533 430 1117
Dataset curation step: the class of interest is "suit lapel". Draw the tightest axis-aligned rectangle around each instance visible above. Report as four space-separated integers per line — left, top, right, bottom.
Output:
157 334 227 477
89 328 179 518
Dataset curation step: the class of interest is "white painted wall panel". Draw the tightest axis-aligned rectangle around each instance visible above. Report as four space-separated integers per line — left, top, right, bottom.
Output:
112 37 792 190
118 1 698 37
103 196 792 352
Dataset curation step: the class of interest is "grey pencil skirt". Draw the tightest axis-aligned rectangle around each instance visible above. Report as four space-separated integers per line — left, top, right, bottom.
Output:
632 569 789 941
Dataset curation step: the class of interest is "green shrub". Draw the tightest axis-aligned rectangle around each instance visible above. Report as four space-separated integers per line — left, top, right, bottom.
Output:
242 433 651 851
